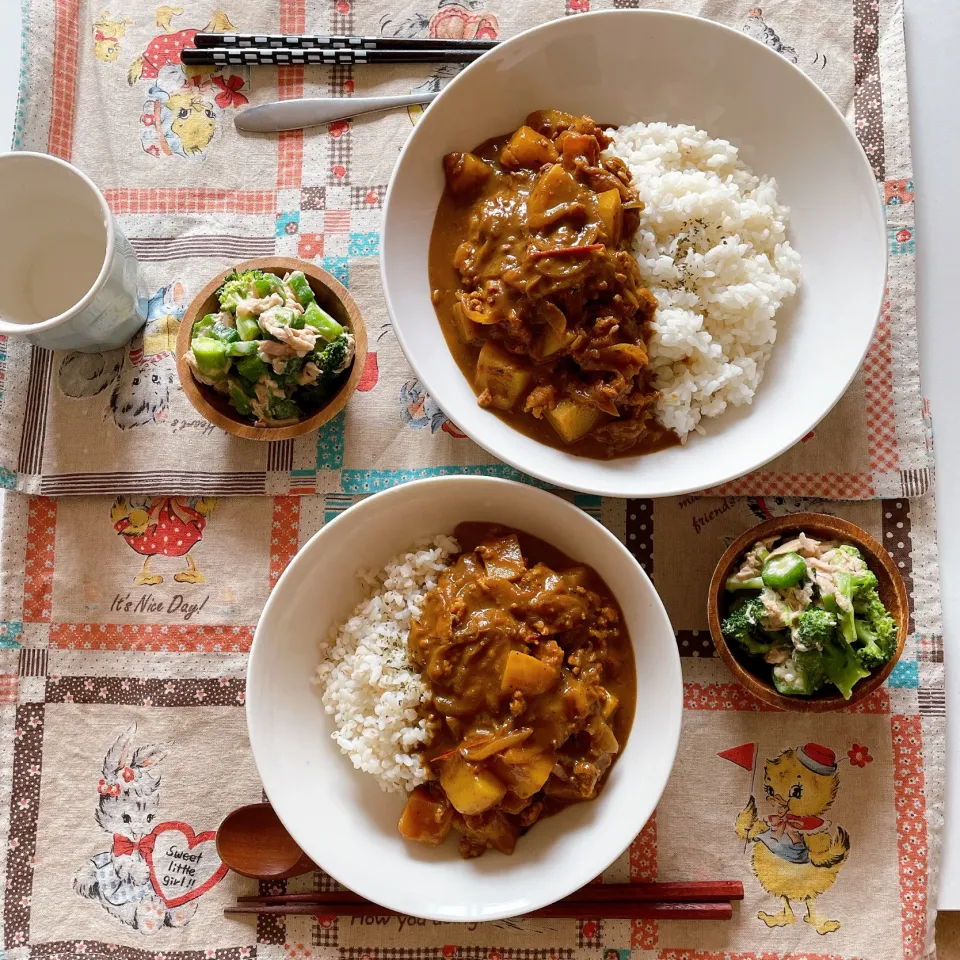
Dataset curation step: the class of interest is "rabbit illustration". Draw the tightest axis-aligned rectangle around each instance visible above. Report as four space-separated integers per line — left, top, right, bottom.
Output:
74 723 197 933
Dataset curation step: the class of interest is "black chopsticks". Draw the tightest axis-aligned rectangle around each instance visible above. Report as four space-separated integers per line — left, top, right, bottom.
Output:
193 33 498 50
182 47 487 67
183 33 498 67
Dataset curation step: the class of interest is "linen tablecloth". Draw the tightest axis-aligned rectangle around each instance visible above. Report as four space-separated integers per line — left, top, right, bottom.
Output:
0 1 945 959
0 0 933 499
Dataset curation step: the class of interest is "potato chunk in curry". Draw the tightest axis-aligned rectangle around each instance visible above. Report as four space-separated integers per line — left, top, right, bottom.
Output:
399 523 635 859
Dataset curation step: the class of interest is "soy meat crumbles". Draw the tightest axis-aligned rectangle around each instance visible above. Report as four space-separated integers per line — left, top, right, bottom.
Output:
397 523 635 859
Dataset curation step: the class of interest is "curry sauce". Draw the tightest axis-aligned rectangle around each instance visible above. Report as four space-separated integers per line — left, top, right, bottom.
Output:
428 110 679 460
398 523 636 858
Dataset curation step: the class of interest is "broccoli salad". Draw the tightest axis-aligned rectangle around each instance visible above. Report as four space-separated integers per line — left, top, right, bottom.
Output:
721 532 897 699
184 267 356 426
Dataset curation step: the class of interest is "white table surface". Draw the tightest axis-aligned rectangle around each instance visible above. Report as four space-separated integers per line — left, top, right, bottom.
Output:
0 0 956 910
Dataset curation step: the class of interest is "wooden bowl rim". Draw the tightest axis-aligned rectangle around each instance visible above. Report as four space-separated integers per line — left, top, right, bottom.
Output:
707 512 909 712
175 257 368 442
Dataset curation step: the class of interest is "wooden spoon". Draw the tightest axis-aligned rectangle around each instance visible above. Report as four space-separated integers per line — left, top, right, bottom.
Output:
216 803 316 880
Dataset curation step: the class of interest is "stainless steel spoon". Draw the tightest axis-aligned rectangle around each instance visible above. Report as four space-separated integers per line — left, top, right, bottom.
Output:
234 94 438 133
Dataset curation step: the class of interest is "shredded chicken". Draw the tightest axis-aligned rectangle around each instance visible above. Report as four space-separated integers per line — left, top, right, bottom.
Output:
251 378 299 426
768 533 824 559
298 361 322 386
236 293 283 320
759 588 789 630
259 308 320 355
731 536 778 581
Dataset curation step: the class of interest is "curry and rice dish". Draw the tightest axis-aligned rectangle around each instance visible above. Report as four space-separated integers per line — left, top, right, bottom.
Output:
313 524 635 859
429 111 672 458
429 110 803 453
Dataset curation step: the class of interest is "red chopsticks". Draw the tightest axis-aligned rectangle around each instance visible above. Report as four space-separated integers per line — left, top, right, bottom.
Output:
226 880 743 921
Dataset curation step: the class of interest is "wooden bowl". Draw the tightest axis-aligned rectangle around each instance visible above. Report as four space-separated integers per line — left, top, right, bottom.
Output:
708 513 908 712
175 257 367 441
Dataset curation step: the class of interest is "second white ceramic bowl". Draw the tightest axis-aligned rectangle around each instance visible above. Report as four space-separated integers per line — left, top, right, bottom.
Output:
381 11 886 498
247 477 682 921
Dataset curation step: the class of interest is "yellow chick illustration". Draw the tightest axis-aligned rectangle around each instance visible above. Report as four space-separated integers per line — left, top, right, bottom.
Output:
93 11 133 62
735 743 850 935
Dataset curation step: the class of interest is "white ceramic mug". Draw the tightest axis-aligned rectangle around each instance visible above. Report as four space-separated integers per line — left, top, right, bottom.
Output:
0 152 145 352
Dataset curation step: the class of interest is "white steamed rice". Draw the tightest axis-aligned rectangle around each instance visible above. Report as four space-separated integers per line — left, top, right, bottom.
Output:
604 121 802 440
312 535 458 794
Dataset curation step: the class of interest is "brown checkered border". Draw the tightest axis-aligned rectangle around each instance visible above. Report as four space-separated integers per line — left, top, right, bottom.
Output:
2 680 251 952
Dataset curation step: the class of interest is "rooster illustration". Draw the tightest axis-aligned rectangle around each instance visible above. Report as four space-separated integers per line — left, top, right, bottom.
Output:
111 497 216 585
742 8 798 62
735 743 849 934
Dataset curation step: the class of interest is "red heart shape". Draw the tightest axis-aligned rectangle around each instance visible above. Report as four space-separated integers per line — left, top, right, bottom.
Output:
143 820 228 908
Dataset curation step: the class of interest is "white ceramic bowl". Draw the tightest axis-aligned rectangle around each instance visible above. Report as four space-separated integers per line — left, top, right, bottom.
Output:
381 11 886 498
247 477 681 921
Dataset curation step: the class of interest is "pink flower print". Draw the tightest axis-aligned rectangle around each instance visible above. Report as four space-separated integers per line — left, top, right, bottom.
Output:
195 688 206 700
848 743 873 767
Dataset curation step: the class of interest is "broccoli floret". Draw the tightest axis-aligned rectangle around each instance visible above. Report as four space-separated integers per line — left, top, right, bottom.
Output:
217 269 266 312
792 606 868 699
821 632 871 699
795 607 838 649
268 396 301 421
823 568 879 646
851 588 898 669
721 597 773 657
312 332 356 384
773 655 823 696
791 647 828 692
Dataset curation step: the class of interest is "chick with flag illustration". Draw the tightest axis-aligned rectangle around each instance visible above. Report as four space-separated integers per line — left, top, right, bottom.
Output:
722 741 853 935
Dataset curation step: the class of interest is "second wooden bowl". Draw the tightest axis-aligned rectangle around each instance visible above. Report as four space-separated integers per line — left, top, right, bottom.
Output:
175 257 367 441
708 512 908 712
